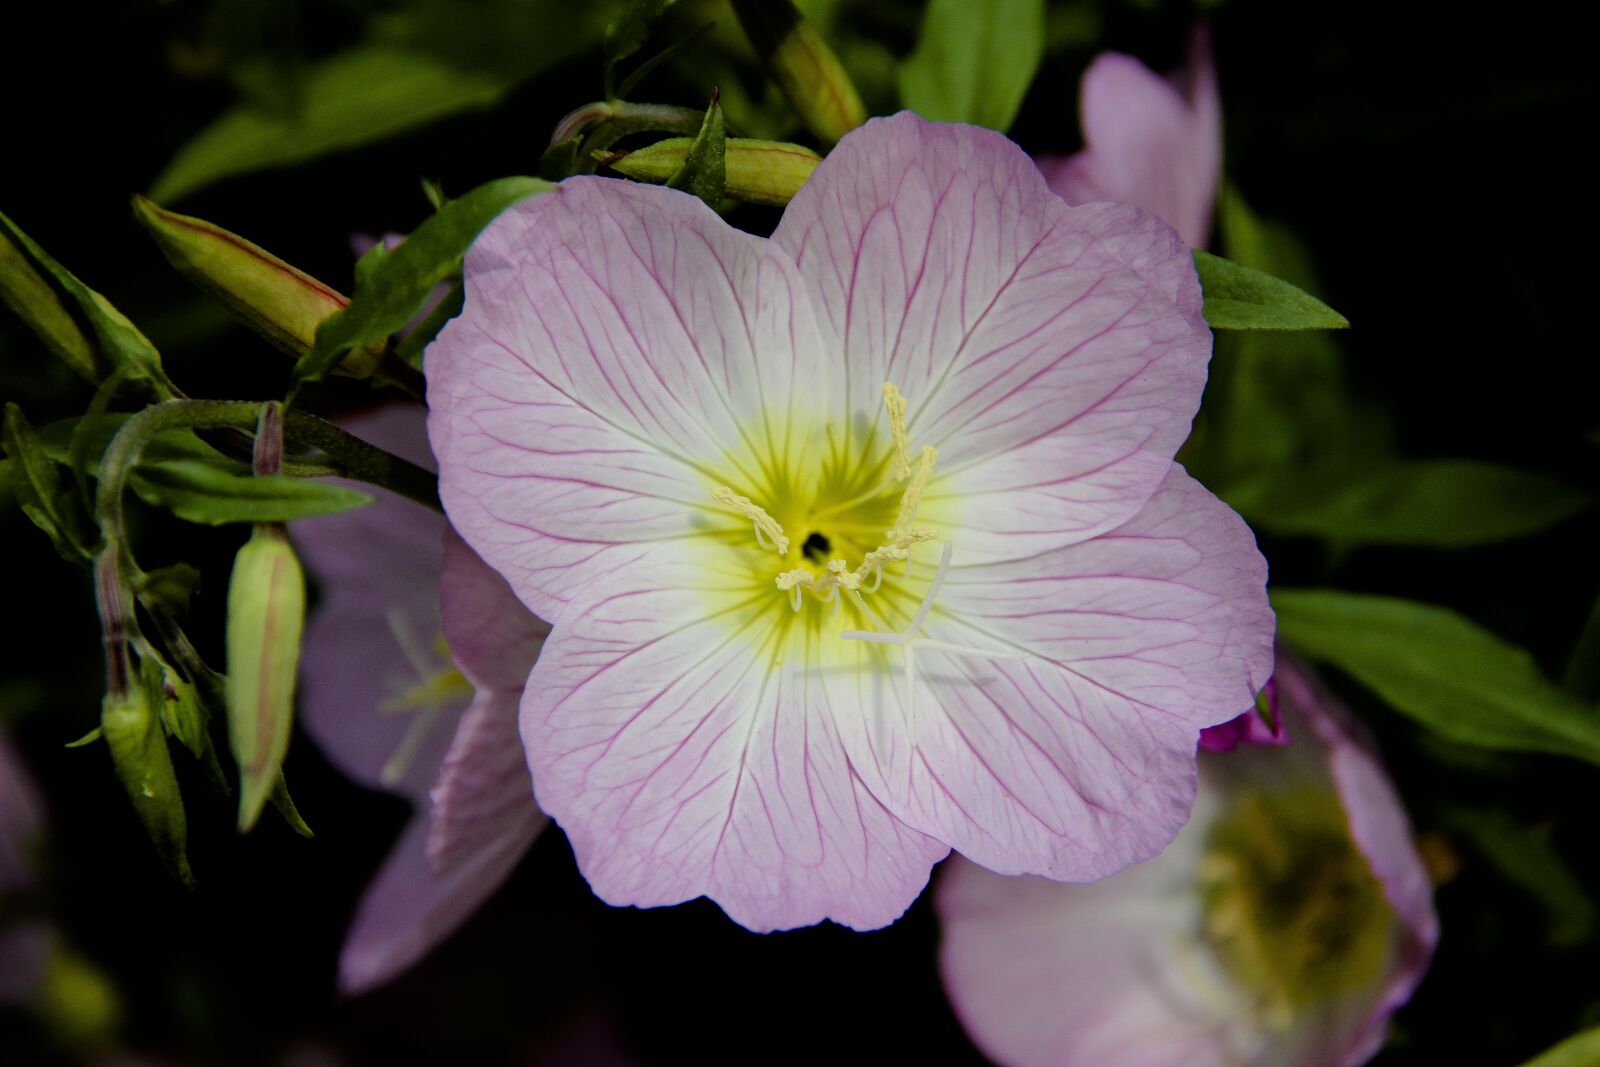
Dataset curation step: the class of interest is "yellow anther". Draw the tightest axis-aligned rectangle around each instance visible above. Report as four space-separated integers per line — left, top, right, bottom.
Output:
827 558 862 590
891 445 937 540
857 544 909 574
712 486 790 555
775 569 811 590
882 382 912 480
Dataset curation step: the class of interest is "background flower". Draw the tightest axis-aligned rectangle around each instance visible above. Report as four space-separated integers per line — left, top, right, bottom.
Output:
937 649 1437 1067
1038 29 1220 248
296 405 550 995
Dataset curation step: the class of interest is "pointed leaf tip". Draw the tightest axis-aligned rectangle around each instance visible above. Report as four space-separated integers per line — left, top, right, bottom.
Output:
1194 249 1350 331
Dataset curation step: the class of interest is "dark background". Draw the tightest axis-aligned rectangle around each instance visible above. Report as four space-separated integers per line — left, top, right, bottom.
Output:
2 1 1596 1064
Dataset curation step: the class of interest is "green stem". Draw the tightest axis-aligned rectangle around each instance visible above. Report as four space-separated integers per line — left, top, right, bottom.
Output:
281 409 440 511
95 399 441 545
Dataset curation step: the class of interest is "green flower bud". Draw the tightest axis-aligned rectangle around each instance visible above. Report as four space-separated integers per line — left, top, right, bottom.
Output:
0 220 97 382
101 656 192 885
225 525 306 831
131 195 386 377
603 137 821 207
731 0 866 146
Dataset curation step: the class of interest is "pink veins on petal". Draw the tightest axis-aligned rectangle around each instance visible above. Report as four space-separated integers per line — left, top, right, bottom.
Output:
426 111 1273 931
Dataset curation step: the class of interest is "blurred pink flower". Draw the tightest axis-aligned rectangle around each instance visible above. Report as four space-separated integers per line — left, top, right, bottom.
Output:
0 734 48 1005
296 405 549 995
427 111 1273 931
937 649 1437 1067
1040 29 1221 248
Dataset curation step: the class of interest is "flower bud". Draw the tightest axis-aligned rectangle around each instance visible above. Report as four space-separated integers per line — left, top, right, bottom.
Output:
225 525 306 831
131 195 386 377
102 657 193 885
0 217 97 382
730 0 866 146
604 138 821 207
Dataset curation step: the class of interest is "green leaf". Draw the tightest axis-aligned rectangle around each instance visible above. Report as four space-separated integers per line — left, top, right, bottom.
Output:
394 283 464 370
152 47 517 203
268 773 314 838
1274 589 1600 767
136 563 204 618
292 176 553 396
0 210 171 392
1562 588 1600 702
605 0 672 99
2 403 95 561
151 0 615 202
666 96 726 207
1517 1026 1600 1067
539 136 586 182
159 670 230 794
1194 250 1350 331
899 0 1045 132
1444 807 1594 946
103 656 193 885
39 411 372 525
65 727 102 749
1227 460 1589 548
130 461 373 526
1183 184 1359 488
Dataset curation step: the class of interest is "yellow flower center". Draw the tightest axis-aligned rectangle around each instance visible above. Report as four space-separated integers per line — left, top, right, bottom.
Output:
1197 787 1394 1031
703 381 1023 715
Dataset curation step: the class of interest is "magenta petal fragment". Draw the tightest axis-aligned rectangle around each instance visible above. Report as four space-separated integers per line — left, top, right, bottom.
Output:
338 798 540 996
427 177 831 623
1041 30 1221 248
772 112 1210 559
833 467 1273 880
520 546 948 931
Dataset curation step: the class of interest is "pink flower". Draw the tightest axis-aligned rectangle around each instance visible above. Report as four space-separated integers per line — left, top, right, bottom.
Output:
295 405 550 995
0 734 49 1006
427 112 1273 931
1040 29 1222 248
937 649 1437 1067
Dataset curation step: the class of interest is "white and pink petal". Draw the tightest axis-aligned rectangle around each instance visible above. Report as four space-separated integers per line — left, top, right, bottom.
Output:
428 177 834 623
831 467 1272 880
773 112 1210 559
519 545 948 931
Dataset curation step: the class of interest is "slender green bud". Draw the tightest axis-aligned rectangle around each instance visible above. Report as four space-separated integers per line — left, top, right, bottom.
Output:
731 0 866 146
603 137 821 206
225 523 306 831
131 195 386 377
1 209 168 392
102 656 193 885
0 221 97 382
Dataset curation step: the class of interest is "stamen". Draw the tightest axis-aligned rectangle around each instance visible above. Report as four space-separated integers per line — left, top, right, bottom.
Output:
882 382 912 480
712 486 790 555
891 446 938 540
379 703 443 785
827 558 860 591
841 543 1029 726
